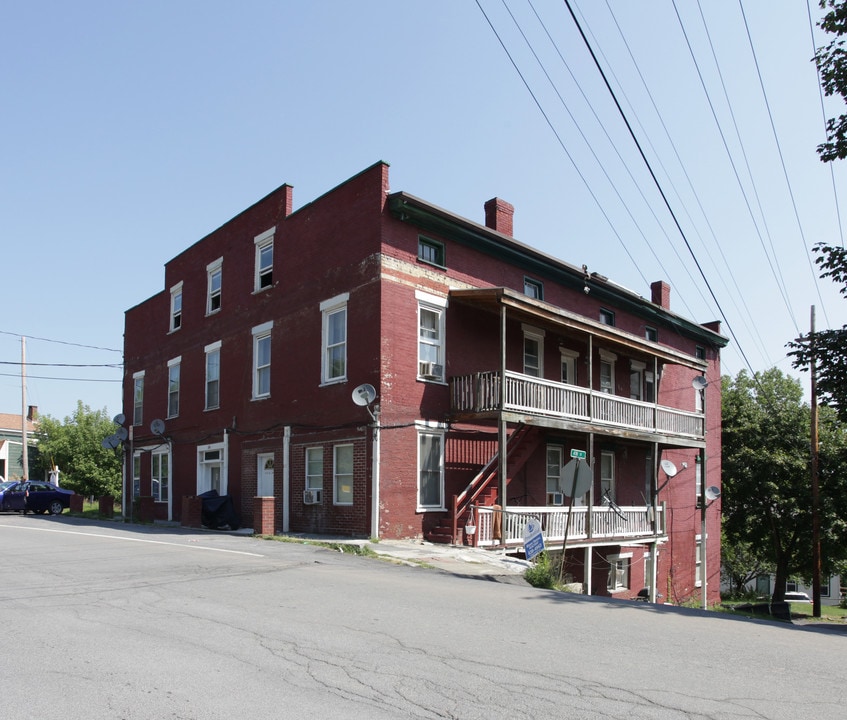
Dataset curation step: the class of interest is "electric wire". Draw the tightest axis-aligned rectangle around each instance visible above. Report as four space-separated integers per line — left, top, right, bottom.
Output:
738 0 831 327
474 0 646 281
0 329 122 354
560 0 759 377
806 0 846 250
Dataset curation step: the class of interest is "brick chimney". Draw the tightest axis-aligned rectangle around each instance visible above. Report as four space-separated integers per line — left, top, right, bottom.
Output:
484 198 514 236
27 405 37 421
651 280 670 309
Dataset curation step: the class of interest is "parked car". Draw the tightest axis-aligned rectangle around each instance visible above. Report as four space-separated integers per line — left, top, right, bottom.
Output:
784 591 812 603
0 481 75 515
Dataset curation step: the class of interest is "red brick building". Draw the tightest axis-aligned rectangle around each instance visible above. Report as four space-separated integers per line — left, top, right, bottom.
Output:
122 161 727 604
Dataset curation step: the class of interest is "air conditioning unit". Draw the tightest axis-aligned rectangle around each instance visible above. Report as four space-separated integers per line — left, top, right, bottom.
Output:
419 361 443 379
548 492 564 506
303 489 322 505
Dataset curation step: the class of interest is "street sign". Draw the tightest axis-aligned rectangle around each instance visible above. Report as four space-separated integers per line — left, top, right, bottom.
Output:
523 517 545 560
570 449 587 460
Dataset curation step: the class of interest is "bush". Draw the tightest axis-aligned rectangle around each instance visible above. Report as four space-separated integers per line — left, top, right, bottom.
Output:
524 552 557 589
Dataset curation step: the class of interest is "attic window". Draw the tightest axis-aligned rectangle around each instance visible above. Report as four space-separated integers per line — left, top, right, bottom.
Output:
418 237 445 268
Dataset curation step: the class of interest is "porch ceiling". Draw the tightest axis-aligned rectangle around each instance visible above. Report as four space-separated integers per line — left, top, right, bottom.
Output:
449 287 709 372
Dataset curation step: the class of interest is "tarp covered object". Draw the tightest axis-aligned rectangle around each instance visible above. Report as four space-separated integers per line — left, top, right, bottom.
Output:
198 490 240 530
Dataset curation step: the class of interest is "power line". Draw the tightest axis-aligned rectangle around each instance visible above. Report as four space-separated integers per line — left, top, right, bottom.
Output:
0 372 121 383
0 361 122 368
0 329 122 354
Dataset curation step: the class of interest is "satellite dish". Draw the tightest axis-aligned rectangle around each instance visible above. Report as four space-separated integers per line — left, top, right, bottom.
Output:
705 486 721 501
660 459 678 478
113 413 126 426
150 418 166 435
352 383 377 407
115 426 129 441
101 434 119 450
692 376 708 391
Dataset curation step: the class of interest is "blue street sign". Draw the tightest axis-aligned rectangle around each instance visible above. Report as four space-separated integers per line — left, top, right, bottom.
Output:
523 517 545 560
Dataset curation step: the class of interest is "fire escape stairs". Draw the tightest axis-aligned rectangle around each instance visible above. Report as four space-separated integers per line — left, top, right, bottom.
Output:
426 424 543 545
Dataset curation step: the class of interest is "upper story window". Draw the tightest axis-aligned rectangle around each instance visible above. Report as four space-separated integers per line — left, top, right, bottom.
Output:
132 371 145 426
630 360 646 401
524 277 543 300
416 290 447 382
207 257 222 314
523 325 545 378
599 308 615 326
167 356 181 418
645 326 658 342
170 282 183 332
321 293 349 385
254 227 275 292
205 340 221 410
599 349 617 394
600 450 615 504
560 348 579 385
418 236 445 268
252 321 272 399
695 345 706 361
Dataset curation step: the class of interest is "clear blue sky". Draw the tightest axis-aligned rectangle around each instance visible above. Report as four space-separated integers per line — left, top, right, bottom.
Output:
2 1 845 421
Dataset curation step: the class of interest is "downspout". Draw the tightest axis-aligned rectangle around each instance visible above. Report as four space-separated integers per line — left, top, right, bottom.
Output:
650 441 659 602
370 408 381 539
283 426 291 533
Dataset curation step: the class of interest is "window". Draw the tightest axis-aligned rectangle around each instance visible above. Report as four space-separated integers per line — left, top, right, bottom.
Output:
132 371 144 426
546 445 563 504
132 453 141 499
523 325 544 378
333 444 354 505
599 350 616 394
170 282 183 332
560 349 578 385
645 326 658 342
418 236 445 267
695 455 703 504
321 293 348 384
695 535 704 587
205 341 221 410
167 357 181 418
418 426 445 509
600 450 615 504
252 321 272 398
695 345 706 360
151 450 169 503
607 553 631 592
599 308 615 326
254 227 275 291
630 360 645 401
417 290 447 381
207 257 222 314
306 447 323 491
644 370 655 403
524 277 543 300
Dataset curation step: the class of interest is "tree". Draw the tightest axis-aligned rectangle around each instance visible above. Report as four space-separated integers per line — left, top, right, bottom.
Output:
815 0 847 162
788 243 847 422
34 401 122 500
721 369 847 602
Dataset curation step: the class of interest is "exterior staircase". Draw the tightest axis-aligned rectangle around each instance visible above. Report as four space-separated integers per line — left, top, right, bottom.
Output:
426 424 542 545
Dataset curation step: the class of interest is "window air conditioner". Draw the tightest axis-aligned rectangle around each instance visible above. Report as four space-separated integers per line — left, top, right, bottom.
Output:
419 361 443 379
548 492 564 506
303 489 322 505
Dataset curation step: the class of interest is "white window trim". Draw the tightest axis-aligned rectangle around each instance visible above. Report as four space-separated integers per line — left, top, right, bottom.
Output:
196 442 227 496
305 447 324 491
206 257 223 315
167 356 181 419
205 340 222 410
132 370 145 426
333 444 354 506
252 321 273 399
416 290 448 383
600 450 615 504
694 534 707 587
254 227 275 292
416 420 446 511
151 448 170 503
169 281 183 333
522 324 545 378
320 292 350 386
560 348 579 385
599 349 617 394
630 360 646 401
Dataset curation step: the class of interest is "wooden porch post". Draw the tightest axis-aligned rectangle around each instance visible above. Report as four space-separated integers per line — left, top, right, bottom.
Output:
498 304 507 529
650 441 659 602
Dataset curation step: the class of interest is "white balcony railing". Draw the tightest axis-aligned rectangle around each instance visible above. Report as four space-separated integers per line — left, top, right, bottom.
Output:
473 504 664 549
451 371 703 440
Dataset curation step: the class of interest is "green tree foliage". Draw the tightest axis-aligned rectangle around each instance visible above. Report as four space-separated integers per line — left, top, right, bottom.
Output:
788 243 847 422
721 369 847 602
815 1 847 161
34 401 122 500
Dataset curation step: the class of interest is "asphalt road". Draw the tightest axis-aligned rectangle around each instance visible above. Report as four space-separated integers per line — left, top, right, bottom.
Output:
0 514 843 720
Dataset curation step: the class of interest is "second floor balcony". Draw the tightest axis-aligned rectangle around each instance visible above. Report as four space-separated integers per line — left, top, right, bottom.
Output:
451 370 704 444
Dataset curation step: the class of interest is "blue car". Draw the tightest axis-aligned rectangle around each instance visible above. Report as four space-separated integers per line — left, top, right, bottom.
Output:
0 481 75 515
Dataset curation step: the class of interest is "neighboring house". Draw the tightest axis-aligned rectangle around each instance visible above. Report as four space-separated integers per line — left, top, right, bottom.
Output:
122 162 727 604
0 407 38 481
726 574 844 606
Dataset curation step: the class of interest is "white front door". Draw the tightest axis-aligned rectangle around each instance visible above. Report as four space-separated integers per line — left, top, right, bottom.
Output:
197 444 225 495
257 453 274 497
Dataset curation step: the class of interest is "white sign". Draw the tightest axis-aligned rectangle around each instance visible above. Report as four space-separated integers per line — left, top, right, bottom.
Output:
523 517 545 560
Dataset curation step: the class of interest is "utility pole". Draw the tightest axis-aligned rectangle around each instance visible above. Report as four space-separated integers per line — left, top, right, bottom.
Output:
21 336 29 480
810 306 822 618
